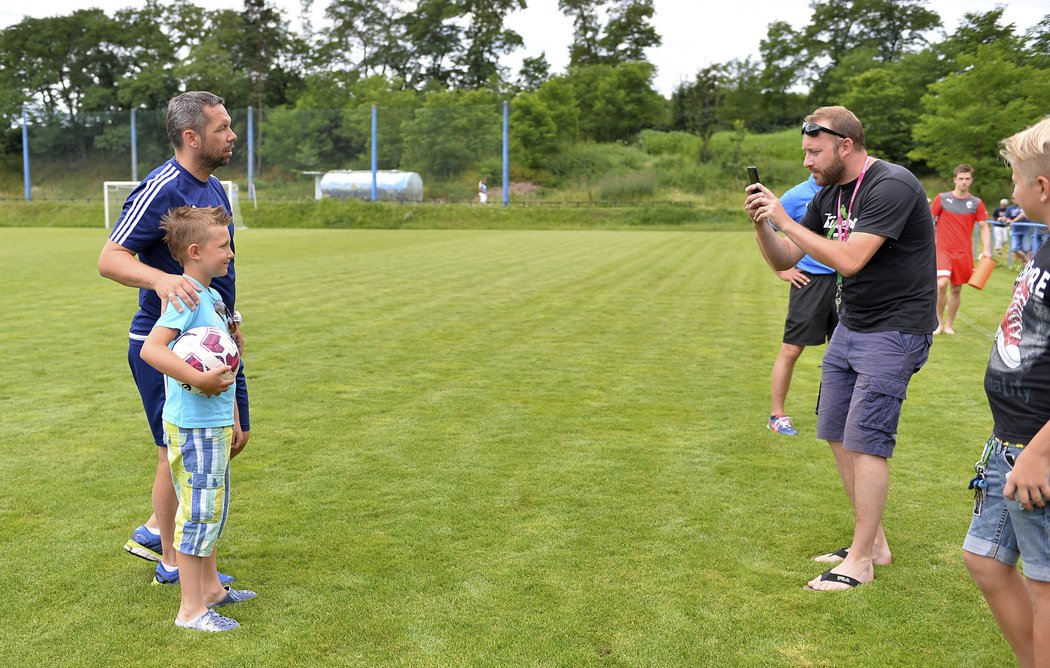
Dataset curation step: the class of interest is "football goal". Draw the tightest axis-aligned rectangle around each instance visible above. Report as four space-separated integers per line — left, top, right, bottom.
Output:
103 181 246 230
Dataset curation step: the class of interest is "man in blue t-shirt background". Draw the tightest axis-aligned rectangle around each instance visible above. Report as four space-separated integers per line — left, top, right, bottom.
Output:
767 175 837 436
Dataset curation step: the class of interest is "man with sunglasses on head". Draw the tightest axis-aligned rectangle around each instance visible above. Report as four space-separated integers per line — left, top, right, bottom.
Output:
746 106 937 592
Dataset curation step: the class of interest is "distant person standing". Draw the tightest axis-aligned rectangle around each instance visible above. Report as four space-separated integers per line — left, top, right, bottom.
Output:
930 164 990 335
478 177 488 205
1008 202 1033 265
992 198 1011 255
767 175 836 437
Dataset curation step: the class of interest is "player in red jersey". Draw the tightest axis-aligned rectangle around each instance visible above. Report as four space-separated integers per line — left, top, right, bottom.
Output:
931 164 990 335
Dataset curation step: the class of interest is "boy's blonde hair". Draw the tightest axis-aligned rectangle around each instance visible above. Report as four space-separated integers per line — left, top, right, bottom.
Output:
1001 117 1050 185
160 206 231 264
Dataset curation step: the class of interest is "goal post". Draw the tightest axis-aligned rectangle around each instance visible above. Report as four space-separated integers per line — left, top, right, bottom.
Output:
103 180 246 230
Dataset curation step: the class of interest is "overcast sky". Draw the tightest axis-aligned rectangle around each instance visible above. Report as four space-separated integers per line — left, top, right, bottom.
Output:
1 0 1045 97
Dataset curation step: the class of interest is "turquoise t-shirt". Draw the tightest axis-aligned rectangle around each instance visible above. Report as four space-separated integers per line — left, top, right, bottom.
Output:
155 276 236 428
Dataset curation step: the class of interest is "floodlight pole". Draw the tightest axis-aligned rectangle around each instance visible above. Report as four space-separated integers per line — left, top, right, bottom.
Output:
247 106 255 206
502 101 509 208
130 108 138 182
371 104 378 202
22 108 30 201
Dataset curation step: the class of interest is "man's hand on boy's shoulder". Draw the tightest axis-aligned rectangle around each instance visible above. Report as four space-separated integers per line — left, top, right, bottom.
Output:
1004 446 1050 511
156 274 204 314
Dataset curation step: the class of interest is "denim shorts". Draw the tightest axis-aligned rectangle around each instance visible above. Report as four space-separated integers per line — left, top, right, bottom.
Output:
1011 227 1034 254
964 438 1050 582
815 324 932 458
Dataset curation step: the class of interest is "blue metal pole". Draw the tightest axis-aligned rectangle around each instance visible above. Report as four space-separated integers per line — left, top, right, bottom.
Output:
371 104 378 202
131 108 138 182
247 106 255 201
22 108 30 201
502 101 509 207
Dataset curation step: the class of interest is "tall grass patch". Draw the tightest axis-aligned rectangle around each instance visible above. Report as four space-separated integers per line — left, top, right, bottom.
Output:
595 171 659 200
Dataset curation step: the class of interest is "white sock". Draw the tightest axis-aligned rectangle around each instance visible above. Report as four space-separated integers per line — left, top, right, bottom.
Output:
144 526 160 536
161 562 178 571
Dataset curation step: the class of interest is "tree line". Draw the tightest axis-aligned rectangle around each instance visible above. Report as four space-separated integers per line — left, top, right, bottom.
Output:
1 0 1048 186
671 3 1050 181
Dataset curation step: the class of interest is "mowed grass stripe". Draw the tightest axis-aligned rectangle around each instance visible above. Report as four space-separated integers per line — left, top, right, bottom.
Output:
0 228 1015 666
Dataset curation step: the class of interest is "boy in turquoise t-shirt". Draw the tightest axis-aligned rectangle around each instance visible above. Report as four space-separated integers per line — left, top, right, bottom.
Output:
140 206 255 632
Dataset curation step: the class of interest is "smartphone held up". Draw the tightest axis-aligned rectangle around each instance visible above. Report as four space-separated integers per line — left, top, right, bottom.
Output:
747 165 761 196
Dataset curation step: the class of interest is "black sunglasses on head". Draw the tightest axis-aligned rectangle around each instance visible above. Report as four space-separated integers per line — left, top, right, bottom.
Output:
801 122 848 140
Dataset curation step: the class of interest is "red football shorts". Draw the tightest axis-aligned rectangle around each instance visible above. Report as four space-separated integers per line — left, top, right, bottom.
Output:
936 249 974 285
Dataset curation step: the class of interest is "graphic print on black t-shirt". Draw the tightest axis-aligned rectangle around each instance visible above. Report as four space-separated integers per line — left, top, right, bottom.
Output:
985 245 1050 442
820 184 857 240
995 274 1032 369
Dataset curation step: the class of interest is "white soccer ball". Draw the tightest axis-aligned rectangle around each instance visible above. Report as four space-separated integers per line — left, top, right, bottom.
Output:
170 326 241 395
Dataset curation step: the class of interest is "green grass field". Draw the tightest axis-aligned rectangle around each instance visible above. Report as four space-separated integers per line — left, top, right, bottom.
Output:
0 227 1019 666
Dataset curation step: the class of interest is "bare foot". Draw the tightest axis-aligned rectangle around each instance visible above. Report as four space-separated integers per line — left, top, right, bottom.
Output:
872 547 892 566
943 325 955 335
806 556 874 591
813 546 892 566
813 547 849 563
933 324 943 335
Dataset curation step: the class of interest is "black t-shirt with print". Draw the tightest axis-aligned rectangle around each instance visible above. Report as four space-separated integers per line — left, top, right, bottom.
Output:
800 160 937 334
986 242 1050 442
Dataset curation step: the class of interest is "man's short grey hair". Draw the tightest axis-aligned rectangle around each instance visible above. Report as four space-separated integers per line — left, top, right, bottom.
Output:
166 91 225 148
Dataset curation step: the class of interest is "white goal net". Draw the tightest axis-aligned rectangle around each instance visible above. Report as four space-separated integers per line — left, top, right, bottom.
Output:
103 180 246 230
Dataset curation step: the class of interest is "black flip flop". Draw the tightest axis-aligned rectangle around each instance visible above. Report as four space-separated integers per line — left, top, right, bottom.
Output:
807 569 863 590
813 546 849 561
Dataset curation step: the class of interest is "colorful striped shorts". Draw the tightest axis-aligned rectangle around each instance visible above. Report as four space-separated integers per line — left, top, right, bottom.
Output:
163 422 232 557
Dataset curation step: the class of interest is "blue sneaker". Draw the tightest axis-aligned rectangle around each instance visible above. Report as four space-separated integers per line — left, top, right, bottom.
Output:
768 415 799 436
153 562 236 586
124 525 162 562
174 609 239 632
210 586 257 608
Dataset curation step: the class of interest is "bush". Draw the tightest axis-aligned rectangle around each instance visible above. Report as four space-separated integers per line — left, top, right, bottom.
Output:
595 171 658 200
650 155 721 193
635 129 703 158
547 142 649 181
706 127 810 193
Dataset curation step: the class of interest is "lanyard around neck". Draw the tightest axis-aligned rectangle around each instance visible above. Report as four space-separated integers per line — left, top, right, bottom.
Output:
836 156 873 242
